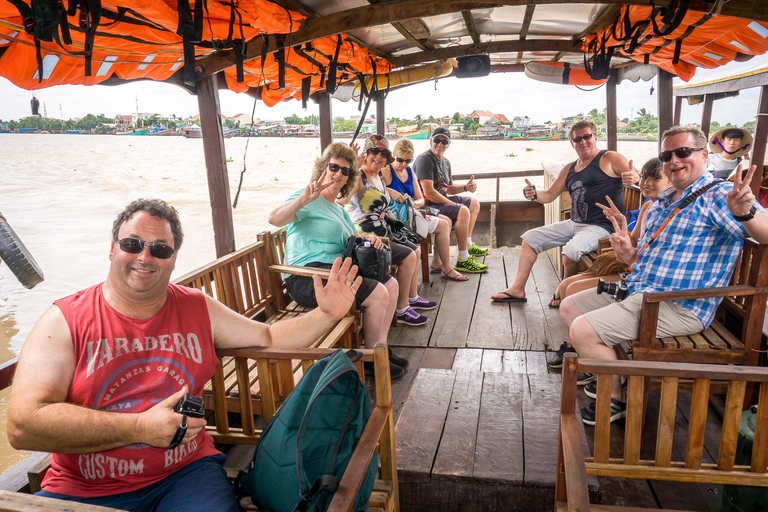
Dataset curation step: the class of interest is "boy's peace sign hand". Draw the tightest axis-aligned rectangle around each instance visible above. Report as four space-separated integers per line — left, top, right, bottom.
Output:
727 164 757 219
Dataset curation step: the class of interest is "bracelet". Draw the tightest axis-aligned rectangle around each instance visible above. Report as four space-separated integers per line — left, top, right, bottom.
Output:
733 205 757 222
464 184 467 192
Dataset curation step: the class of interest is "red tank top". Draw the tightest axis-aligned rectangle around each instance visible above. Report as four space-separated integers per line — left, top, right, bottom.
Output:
44 283 220 497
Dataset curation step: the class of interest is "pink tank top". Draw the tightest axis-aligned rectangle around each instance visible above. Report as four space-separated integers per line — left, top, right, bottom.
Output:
44 283 220 497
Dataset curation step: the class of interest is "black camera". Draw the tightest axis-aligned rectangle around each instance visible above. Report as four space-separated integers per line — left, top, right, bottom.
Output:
596 278 629 301
174 394 205 418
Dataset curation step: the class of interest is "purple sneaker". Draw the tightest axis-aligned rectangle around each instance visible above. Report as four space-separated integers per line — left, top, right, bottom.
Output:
397 307 428 326
409 296 437 310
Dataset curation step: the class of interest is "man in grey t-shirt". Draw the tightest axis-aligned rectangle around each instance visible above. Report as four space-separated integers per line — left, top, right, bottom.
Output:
414 127 489 273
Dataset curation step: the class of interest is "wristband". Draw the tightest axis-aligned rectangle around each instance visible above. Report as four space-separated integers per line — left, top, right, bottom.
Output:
463 184 467 192
733 205 757 222
169 413 188 449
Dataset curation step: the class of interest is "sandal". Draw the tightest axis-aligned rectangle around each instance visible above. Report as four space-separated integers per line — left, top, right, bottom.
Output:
548 293 561 308
441 269 468 282
429 266 441 274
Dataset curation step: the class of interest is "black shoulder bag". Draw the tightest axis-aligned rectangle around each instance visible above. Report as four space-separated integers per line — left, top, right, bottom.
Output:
343 236 392 282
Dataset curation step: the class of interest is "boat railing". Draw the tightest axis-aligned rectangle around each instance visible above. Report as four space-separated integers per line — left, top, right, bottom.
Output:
0 358 17 392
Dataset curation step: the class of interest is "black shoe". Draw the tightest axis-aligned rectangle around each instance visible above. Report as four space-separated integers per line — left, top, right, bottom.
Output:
577 372 595 386
581 398 627 426
388 347 409 368
584 379 627 400
547 340 576 369
364 361 405 380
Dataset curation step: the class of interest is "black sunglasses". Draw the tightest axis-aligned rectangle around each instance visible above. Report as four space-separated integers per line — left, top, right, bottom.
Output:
327 162 354 176
658 146 705 162
367 147 391 158
117 238 175 259
395 157 413 164
571 133 594 143
431 137 450 145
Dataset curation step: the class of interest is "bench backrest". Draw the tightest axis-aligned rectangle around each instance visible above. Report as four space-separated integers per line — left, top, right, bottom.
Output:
556 354 768 510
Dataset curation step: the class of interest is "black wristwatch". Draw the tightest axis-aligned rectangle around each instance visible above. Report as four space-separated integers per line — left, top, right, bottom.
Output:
733 205 757 222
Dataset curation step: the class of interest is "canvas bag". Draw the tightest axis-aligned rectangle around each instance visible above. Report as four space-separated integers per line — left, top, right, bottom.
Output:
237 349 377 512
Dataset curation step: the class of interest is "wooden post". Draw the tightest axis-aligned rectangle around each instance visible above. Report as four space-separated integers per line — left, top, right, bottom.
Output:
657 69 674 148
196 73 235 257
319 92 333 153
701 94 714 138
674 96 683 126
749 85 768 194
606 69 617 151
377 93 386 135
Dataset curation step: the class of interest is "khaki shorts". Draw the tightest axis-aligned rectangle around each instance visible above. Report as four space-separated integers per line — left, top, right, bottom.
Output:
570 289 704 347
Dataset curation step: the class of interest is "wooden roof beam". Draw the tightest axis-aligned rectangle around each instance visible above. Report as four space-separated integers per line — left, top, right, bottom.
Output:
195 0 667 78
462 11 481 44
515 4 536 64
390 39 581 68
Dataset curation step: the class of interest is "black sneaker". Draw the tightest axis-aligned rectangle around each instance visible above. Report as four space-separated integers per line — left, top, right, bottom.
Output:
581 398 627 426
577 372 595 385
364 361 405 380
388 347 409 368
584 379 627 400
547 341 576 369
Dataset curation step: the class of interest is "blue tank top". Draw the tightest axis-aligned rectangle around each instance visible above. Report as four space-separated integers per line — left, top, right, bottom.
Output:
565 150 624 232
387 165 415 197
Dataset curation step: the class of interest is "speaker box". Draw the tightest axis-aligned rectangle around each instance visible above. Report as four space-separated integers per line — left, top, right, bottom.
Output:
455 55 491 78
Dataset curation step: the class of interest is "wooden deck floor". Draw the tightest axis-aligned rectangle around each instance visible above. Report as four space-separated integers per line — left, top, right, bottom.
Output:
387 248 737 512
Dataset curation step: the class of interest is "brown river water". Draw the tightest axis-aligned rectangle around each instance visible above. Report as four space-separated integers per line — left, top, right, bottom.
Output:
0 134 660 470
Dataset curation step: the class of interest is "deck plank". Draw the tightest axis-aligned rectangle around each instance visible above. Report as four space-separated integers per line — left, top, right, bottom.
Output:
523 373 562 486
395 368 456 475
531 251 567 350
473 372 526 483
430 258 484 347
387 279 447 347
433 370 484 477
419 347 456 369
452 348 483 371
481 349 505 372
467 250 513 349
503 350 527 373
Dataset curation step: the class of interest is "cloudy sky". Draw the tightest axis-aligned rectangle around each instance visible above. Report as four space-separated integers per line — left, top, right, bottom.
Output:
2 54 768 127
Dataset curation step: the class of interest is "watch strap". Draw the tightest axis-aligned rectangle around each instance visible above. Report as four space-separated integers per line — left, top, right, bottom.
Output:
733 205 757 222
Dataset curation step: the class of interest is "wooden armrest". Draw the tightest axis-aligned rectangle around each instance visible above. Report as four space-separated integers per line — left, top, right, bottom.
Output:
641 285 768 303
268 264 332 279
327 406 389 512
216 347 373 362
597 237 611 253
559 413 590 510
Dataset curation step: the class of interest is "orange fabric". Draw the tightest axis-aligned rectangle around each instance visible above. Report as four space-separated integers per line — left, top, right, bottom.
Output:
583 6 768 81
529 62 608 86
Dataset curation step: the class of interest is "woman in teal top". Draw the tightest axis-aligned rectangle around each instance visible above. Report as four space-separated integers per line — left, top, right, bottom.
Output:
268 142 408 378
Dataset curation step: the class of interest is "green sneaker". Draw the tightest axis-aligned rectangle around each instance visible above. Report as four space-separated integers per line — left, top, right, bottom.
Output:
468 242 489 256
455 254 488 273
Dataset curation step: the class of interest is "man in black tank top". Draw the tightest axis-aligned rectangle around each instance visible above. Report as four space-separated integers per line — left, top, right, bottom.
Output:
491 121 638 306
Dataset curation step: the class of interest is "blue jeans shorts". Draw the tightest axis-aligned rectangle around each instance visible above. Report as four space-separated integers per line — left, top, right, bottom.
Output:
521 219 610 262
36 454 237 512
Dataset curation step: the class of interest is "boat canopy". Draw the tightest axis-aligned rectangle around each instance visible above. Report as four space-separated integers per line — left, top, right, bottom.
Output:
673 61 768 105
1 1 768 102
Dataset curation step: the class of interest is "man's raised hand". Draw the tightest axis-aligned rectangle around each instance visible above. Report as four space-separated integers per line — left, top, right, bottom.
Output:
621 159 640 187
466 175 477 193
313 257 361 321
523 179 537 201
727 164 758 218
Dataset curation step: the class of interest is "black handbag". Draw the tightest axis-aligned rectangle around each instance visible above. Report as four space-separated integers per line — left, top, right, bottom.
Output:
384 217 420 245
343 236 392 282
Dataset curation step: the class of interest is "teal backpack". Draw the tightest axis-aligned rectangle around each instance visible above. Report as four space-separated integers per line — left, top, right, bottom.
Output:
236 349 377 512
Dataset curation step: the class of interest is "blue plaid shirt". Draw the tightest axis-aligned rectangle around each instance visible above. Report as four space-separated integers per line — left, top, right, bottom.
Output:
624 172 764 327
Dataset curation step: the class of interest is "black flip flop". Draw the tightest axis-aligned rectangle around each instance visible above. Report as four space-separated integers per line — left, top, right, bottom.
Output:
549 293 561 308
491 291 527 303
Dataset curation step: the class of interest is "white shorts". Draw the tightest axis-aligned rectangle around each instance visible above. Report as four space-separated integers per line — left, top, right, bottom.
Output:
521 220 610 262
425 215 441 233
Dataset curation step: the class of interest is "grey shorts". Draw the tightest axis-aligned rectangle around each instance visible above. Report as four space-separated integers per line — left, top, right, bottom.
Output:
570 289 704 347
521 220 610 261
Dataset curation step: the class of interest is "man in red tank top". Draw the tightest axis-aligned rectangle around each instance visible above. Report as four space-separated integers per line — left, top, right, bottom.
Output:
7 199 360 511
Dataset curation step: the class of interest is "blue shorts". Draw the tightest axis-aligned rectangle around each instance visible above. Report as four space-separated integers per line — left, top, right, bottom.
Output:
36 454 237 512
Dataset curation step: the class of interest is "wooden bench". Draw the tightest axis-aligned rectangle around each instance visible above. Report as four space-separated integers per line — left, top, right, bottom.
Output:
173 230 360 415
579 185 643 269
616 239 768 370
208 344 399 512
556 353 768 511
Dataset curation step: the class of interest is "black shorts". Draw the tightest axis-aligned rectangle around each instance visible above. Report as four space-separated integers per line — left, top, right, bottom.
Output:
424 195 471 226
285 262 383 309
390 241 417 265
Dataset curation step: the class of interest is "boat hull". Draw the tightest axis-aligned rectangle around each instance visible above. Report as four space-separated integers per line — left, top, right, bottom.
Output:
115 129 148 135
403 129 429 139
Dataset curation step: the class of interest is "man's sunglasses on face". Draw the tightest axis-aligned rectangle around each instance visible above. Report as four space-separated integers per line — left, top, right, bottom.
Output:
117 238 175 259
658 147 705 162
395 157 413 164
327 162 354 176
432 137 450 145
571 133 594 143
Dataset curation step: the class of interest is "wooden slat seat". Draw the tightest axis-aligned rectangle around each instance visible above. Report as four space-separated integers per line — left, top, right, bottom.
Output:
556 354 768 511
579 186 643 270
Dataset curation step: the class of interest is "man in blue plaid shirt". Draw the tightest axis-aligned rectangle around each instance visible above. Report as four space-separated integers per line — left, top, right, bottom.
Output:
560 126 768 425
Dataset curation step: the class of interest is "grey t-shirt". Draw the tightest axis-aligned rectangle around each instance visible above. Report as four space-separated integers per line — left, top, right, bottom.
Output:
413 149 452 197
706 152 740 180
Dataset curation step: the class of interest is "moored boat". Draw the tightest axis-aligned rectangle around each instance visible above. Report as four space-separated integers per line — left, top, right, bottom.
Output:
114 128 148 135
